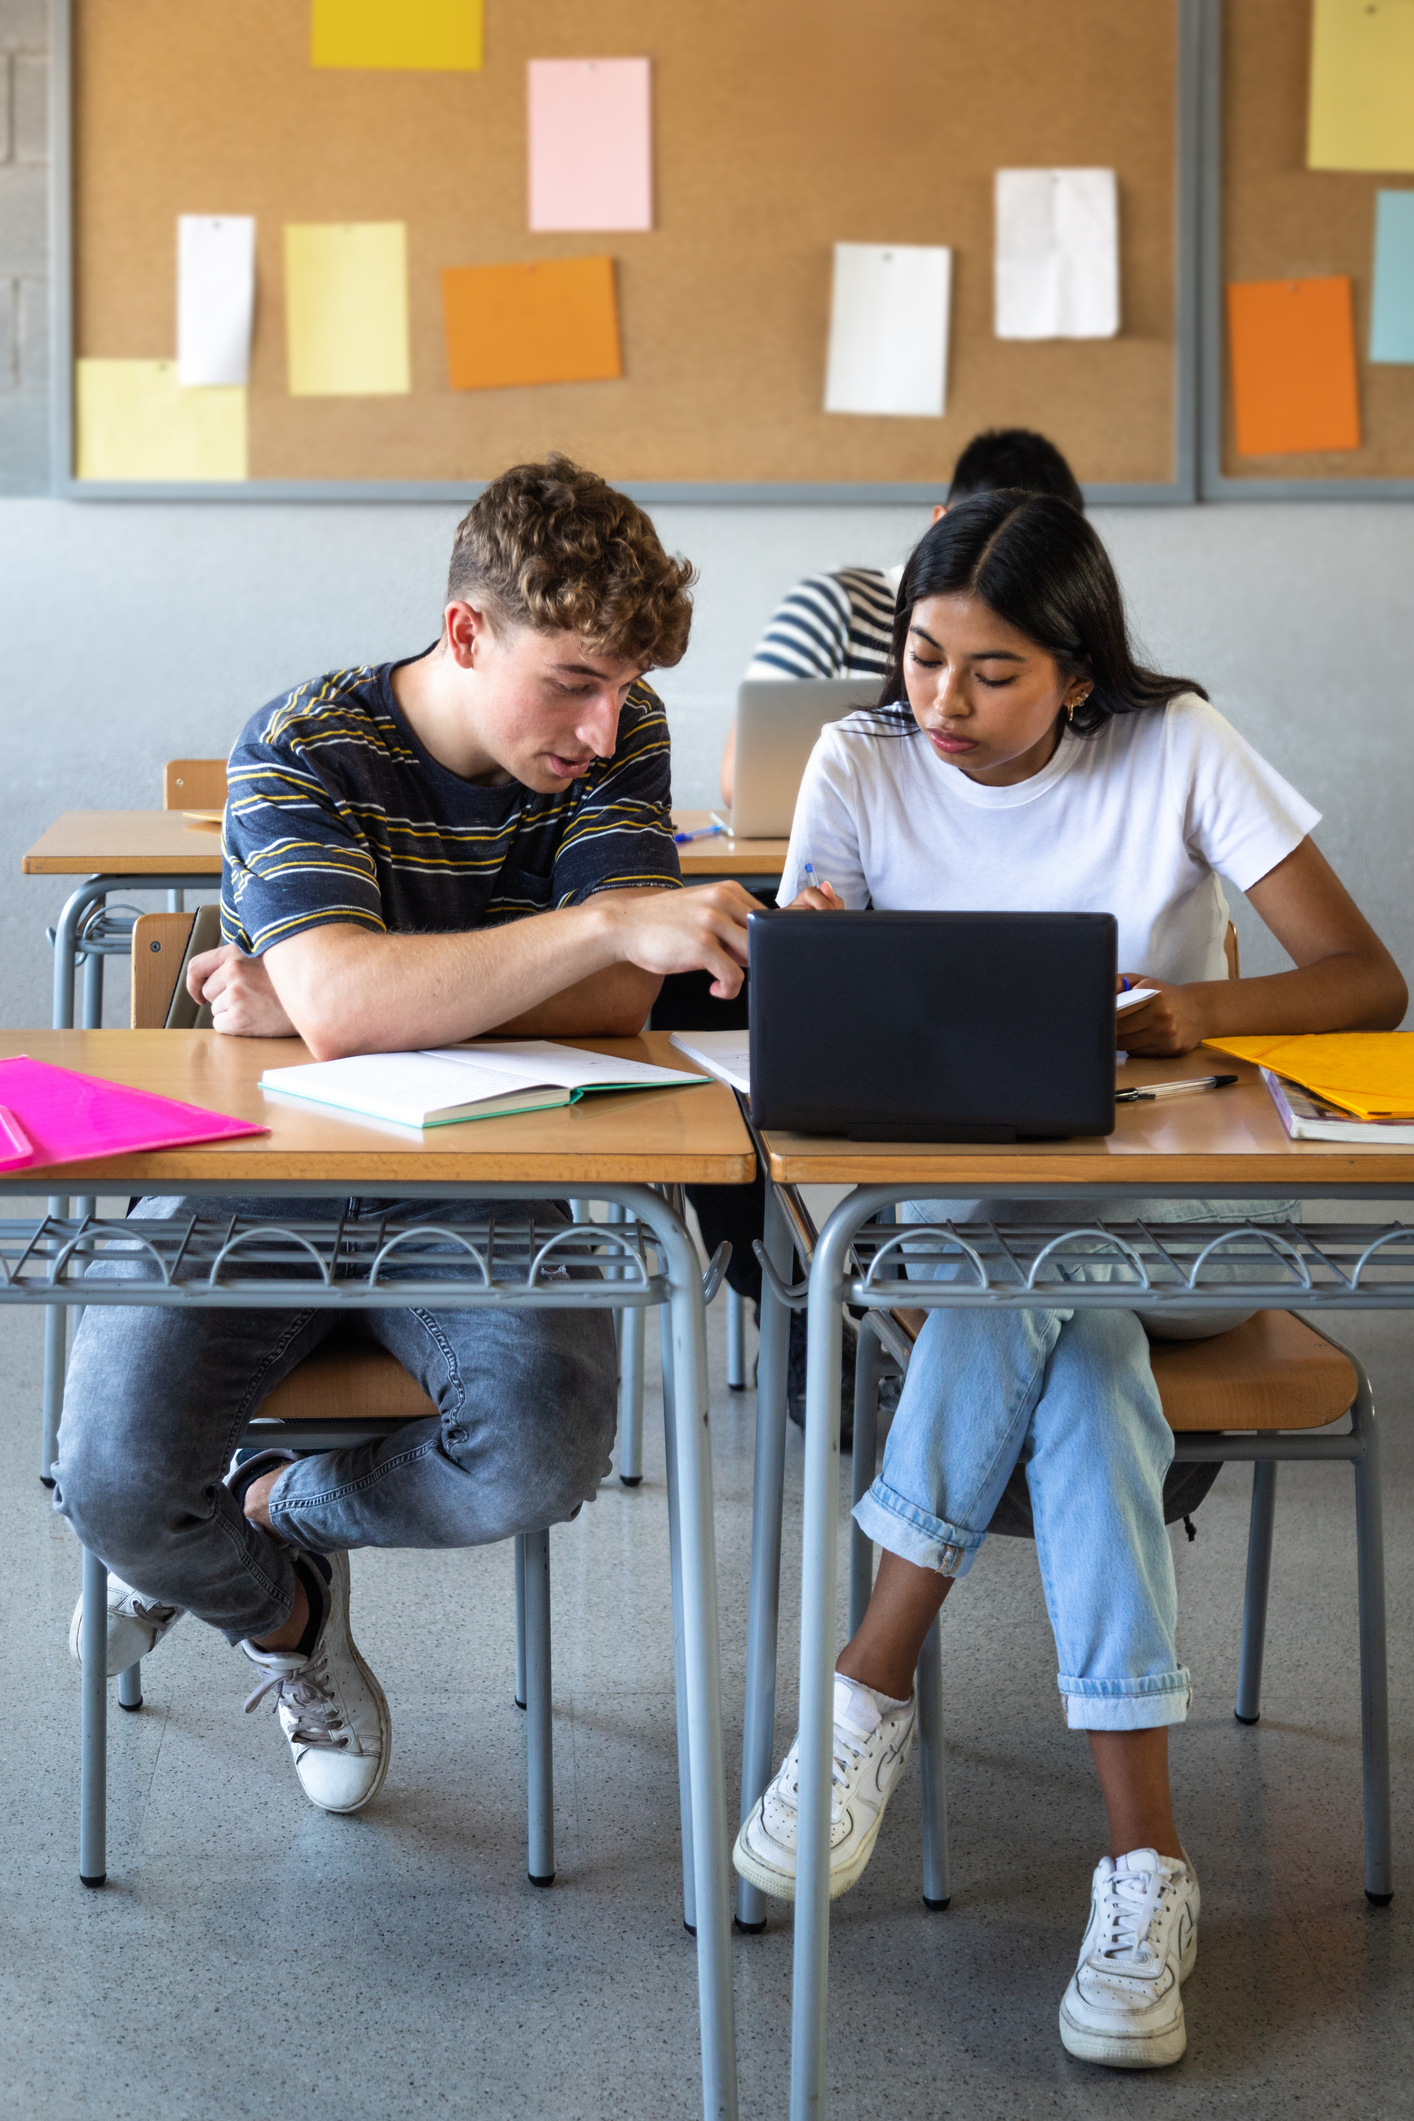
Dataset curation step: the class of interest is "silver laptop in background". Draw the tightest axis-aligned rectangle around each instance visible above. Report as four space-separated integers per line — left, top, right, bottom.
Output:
727 678 880 839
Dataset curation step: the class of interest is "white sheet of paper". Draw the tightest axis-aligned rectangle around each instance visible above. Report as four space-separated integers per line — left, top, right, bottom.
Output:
1115 986 1160 1013
668 1030 751 1097
824 242 950 418
177 215 256 386
994 169 1118 340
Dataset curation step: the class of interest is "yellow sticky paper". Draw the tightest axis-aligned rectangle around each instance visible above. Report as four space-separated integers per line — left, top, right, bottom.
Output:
1203 1033 1414 1119
1309 0 1414 172
311 0 482 72
75 360 247 481
284 223 411 396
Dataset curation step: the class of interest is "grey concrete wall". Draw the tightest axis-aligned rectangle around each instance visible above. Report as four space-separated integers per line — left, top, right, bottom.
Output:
1 1 1409 1029
1 493 1411 1030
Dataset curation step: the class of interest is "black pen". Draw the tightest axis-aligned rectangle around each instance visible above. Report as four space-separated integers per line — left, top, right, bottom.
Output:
1116 1074 1239 1103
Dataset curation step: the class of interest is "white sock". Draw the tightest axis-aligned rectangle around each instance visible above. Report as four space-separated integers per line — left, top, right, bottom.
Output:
835 1670 911 1725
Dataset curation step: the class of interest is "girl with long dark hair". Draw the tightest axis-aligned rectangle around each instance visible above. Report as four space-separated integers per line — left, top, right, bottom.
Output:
733 492 1405 2069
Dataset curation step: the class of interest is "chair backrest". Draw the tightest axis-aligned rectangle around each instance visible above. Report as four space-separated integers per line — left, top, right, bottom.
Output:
163 759 227 810
131 911 196 1028
1224 921 1240 980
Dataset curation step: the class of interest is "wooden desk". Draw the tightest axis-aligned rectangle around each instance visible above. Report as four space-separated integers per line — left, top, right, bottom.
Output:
761 1050 1414 1193
671 808 788 882
22 810 223 877
0 1030 754 1189
22 807 784 1034
22 808 786 882
0 1027 747 2118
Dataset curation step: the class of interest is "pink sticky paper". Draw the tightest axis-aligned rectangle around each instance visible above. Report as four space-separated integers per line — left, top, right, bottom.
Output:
527 58 653 232
0 1056 267 1172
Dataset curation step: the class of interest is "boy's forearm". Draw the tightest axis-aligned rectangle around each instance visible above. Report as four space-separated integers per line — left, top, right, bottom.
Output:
265 903 621 1060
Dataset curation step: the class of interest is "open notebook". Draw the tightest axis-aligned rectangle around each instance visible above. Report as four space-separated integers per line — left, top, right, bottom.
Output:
260 1040 708 1129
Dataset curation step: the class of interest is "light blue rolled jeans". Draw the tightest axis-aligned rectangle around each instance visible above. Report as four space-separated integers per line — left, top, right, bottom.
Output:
853 1197 1297 1731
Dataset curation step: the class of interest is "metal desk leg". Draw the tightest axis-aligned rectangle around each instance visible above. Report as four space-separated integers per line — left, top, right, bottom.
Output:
916 1613 950 1909
79 1544 108 1886
660 1296 696 1934
618 1302 645 1483
726 1284 748 1391
645 1186 738 2121
1234 1463 1277 1725
736 1182 794 1931
609 1204 645 1486
514 1533 528 1710
1351 1377 1393 1905
790 1196 866 2121
523 1526 554 1886
40 1296 65 1484
847 1326 881 1640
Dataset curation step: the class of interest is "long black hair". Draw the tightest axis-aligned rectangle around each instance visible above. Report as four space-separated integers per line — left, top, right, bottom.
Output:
881 491 1205 736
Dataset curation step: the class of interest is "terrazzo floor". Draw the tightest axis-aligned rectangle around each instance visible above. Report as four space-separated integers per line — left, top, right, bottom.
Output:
0 1283 1409 2120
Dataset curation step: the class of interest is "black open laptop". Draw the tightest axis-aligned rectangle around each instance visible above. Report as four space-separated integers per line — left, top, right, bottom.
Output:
748 910 1117 1141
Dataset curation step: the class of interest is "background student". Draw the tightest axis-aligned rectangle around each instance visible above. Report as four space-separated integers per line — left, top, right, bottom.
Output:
734 490 1405 2071
718 427 1083 806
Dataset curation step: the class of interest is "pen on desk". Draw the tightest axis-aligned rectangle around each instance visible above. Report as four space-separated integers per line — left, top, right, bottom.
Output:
673 822 726 846
1115 1074 1239 1103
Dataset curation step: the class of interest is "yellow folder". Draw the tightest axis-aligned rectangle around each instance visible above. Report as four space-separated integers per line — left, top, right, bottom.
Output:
1202 1034 1414 1120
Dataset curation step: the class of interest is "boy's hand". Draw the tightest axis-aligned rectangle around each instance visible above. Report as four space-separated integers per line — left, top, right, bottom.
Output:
1116 975 1211 1057
188 944 298 1038
595 881 761 999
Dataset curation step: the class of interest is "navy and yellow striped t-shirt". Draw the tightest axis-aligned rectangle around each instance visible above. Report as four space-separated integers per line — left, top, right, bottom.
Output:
221 657 681 956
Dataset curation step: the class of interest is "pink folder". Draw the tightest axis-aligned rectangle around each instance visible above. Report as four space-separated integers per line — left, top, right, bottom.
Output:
0 1056 267 1173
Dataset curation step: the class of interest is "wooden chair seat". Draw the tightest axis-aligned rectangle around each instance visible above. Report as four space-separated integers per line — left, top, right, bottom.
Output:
1151 1310 1356 1432
257 1341 438 1425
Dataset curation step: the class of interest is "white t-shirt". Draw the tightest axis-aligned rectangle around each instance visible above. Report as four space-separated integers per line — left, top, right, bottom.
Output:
782 693 1320 983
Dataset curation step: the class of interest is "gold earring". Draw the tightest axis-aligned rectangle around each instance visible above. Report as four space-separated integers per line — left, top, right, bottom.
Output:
1066 700 1075 724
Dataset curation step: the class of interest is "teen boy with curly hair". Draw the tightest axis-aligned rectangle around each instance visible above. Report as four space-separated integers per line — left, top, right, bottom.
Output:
57 457 757 1814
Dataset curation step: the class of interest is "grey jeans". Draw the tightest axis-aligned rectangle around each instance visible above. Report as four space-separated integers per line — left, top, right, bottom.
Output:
53 1196 617 1644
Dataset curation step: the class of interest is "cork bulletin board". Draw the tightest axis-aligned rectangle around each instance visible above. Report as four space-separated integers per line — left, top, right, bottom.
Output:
60 0 1189 498
1208 0 1414 492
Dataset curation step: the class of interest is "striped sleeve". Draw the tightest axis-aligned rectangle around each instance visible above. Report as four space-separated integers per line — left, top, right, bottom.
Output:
551 683 682 903
221 688 387 954
744 568 896 681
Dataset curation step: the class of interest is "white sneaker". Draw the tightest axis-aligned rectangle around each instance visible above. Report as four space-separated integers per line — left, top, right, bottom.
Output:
241 1550 390 1814
733 1672 915 1902
69 1573 187 1677
1059 1848 1200 2069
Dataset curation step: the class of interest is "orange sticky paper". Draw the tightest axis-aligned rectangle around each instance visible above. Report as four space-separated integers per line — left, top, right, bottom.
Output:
1227 276 1361 455
441 256 622 391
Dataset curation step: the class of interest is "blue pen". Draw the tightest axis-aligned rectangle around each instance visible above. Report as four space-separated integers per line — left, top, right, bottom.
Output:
673 823 726 846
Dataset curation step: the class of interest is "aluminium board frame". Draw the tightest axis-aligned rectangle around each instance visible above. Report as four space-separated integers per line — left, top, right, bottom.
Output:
48 0 1203 507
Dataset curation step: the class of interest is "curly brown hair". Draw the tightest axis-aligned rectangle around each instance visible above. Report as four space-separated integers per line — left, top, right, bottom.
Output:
446 455 696 669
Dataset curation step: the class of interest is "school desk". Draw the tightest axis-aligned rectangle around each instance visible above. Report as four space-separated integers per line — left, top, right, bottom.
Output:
22 808 787 1031
748 1049 1414 2121
0 1027 751 2121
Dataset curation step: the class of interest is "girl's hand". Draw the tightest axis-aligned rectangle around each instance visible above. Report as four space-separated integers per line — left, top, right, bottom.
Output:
1115 975 1213 1056
787 877 845 912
